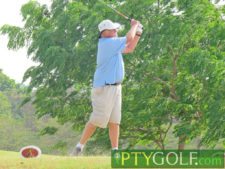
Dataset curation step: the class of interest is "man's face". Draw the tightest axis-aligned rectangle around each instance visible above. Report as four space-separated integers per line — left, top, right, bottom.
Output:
101 29 118 37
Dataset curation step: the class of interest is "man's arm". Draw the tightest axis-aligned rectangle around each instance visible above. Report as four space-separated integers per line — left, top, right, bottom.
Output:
125 19 139 44
123 35 141 54
123 20 142 54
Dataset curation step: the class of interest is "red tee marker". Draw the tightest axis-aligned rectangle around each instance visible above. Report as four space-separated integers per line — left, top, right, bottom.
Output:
20 145 42 158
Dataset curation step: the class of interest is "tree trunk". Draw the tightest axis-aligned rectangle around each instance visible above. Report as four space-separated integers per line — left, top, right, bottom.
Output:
197 138 202 150
178 135 186 150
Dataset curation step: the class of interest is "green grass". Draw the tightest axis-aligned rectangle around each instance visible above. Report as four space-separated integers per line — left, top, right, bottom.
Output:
1 150 224 169
0 150 111 169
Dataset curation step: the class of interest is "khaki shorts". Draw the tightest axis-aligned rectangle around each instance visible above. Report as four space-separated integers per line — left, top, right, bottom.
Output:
89 85 122 128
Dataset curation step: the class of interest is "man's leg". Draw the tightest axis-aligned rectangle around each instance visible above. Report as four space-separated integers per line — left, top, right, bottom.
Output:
80 122 97 144
109 85 122 150
108 122 120 149
74 122 97 155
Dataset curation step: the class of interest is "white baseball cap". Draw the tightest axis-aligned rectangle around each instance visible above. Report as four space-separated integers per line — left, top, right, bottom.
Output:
98 19 121 32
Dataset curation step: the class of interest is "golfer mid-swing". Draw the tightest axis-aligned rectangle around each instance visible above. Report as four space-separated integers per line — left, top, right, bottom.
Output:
74 19 143 154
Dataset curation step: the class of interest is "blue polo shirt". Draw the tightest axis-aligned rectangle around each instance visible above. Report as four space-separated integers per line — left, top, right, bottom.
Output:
93 37 127 87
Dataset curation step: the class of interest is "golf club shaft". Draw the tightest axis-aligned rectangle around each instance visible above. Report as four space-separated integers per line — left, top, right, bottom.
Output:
98 0 131 21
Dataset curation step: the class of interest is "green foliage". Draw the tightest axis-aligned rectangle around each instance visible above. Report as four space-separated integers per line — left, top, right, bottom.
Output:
0 25 25 50
0 71 17 91
51 140 68 155
0 72 79 155
40 126 58 135
0 92 11 116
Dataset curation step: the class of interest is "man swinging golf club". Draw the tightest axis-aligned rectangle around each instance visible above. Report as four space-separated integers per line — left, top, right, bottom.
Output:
74 18 143 155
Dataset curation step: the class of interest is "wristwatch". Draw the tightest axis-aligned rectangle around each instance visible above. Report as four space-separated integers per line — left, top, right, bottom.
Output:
136 33 141 37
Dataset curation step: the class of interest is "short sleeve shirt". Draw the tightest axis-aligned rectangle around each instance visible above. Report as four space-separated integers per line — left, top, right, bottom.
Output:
93 37 127 87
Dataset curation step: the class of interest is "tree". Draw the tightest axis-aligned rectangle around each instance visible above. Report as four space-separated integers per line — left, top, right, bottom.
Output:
0 70 16 91
121 0 225 149
0 92 11 116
